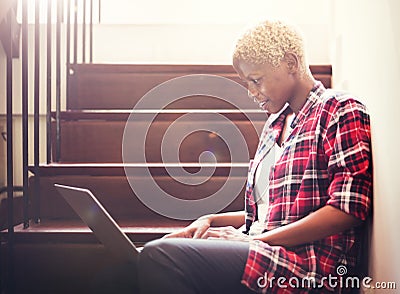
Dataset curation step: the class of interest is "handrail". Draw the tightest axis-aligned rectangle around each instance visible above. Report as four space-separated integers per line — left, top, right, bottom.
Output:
5 7 15 294
46 0 52 164
2 0 97 292
33 0 40 224
55 0 62 162
21 0 29 230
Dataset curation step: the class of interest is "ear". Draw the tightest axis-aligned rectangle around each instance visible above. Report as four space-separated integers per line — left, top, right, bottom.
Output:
284 52 299 74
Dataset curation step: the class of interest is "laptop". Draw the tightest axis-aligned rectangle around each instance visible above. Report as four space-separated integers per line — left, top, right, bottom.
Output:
54 183 140 263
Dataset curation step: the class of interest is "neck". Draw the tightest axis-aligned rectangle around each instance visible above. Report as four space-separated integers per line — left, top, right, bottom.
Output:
288 73 315 114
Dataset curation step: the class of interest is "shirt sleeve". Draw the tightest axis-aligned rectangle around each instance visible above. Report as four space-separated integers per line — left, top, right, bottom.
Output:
324 98 372 220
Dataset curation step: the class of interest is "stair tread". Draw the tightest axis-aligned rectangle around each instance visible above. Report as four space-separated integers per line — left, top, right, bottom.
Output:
3 219 189 243
51 109 266 121
29 162 250 176
33 162 251 167
12 219 189 232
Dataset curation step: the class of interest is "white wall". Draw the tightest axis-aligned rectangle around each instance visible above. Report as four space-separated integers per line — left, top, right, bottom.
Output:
93 0 332 64
100 0 330 26
331 0 400 291
92 22 330 65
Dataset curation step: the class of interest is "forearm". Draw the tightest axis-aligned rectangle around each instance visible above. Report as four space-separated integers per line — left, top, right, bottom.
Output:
201 211 245 228
253 205 362 247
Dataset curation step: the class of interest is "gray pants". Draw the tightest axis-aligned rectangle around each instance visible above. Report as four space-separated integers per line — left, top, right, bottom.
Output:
137 238 254 294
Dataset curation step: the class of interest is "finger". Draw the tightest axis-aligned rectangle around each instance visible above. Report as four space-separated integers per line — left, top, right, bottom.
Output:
203 228 225 239
162 233 177 239
193 225 209 239
193 229 204 239
163 230 186 239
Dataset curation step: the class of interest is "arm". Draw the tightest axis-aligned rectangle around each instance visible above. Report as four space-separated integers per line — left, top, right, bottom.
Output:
207 211 246 228
202 205 361 244
206 100 371 245
253 205 361 247
164 211 245 239
252 100 370 246
205 100 371 245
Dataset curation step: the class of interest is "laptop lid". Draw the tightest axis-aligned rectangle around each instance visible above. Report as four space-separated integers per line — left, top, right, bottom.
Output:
54 184 138 262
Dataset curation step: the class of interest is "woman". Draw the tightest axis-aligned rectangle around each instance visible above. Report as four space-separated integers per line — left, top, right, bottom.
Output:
137 19 372 293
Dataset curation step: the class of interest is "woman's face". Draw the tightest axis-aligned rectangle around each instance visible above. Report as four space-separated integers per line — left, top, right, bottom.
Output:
233 58 296 114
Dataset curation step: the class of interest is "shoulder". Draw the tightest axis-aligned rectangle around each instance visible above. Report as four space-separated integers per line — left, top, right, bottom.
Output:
315 89 370 128
321 89 368 113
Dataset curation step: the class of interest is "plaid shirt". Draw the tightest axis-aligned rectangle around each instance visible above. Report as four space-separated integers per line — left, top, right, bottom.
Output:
241 82 372 293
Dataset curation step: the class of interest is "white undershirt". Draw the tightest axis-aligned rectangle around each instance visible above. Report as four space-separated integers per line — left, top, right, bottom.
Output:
249 113 294 235
249 144 283 235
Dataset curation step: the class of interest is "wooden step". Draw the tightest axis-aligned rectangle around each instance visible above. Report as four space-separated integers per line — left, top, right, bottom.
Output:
67 64 247 110
67 64 251 109
0 218 190 293
6 219 187 244
51 109 267 121
30 162 249 176
28 164 248 221
51 111 266 163
67 64 332 110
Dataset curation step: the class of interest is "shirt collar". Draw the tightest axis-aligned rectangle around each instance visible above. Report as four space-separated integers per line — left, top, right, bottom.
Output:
266 81 326 141
291 81 326 129
266 106 292 143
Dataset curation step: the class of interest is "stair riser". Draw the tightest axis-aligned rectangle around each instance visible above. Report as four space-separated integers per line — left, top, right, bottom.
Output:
30 175 246 221
67 64 331 110
52 120 264 163
68 64 248 110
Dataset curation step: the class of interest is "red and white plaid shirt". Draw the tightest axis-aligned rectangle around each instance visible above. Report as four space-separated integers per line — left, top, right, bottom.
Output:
241 82 372 293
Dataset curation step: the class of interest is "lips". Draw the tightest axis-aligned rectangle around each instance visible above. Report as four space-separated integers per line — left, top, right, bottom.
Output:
258 100 269 110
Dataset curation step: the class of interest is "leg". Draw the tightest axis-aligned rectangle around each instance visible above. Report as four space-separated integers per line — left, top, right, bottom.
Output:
137 238 254 294
90 261 139 294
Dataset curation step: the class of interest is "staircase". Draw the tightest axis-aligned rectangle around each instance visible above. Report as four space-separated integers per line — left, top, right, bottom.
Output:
1 63 331 293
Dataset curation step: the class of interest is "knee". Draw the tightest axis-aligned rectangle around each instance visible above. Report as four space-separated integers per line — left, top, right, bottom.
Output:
138 238 187 293
138 238 178 268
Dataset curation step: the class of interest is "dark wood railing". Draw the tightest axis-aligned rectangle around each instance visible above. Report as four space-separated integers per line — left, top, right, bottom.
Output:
1 1 97 292
2 0 97 224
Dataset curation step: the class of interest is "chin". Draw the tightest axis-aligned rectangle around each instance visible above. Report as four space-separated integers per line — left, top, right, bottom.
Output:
264 103 287 114
262 106 278 114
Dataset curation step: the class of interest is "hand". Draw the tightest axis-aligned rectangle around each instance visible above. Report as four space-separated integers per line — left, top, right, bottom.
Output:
202 226 251 242
163 216 213 239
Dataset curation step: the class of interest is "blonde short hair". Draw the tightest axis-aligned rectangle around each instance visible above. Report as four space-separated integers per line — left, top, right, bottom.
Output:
233 20 307 72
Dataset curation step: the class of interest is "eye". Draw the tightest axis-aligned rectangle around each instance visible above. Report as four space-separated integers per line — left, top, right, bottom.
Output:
252 78 261 85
